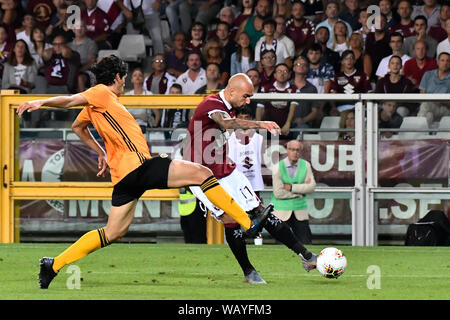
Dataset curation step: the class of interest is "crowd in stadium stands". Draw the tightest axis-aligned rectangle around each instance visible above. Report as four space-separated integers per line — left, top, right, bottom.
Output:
1 0 450 135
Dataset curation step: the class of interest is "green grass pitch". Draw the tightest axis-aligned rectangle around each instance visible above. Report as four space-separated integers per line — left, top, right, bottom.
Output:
0 243 449 300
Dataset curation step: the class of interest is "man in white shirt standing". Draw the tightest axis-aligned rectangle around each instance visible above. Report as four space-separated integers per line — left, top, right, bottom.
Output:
175 51 206 94
376 32 411 78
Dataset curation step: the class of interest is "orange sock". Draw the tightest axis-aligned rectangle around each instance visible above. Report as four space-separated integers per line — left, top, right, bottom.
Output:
200 176 251 230
52 228 110 273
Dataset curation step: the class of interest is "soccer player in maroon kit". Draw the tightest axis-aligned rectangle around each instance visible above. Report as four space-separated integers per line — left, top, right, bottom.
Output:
184 73 317 284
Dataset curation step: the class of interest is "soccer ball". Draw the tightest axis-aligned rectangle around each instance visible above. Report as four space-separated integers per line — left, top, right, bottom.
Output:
316 247 347 279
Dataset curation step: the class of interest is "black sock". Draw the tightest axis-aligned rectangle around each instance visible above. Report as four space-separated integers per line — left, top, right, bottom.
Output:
264 214 312 260
224 223 255 276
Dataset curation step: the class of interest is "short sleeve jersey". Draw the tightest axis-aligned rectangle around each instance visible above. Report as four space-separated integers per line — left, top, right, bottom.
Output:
76 84 151 185
184 92 236 179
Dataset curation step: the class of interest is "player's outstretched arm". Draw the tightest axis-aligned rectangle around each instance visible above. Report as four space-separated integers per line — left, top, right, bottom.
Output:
210 111 281 135
16 94 88 116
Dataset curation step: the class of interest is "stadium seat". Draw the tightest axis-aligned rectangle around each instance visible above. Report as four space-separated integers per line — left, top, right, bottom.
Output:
97 50 121 61
302 133 320 140
436 116 450 139
398 117 430 140
319 116 340 140
66 132 80 140
117 35 146 62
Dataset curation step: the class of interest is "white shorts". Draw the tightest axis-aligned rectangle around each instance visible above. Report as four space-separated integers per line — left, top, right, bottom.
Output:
189 169 260 218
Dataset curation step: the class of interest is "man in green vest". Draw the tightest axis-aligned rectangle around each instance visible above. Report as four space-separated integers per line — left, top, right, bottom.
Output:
271 140 316 244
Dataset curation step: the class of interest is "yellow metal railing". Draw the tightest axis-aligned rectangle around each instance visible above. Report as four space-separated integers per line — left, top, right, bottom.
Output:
0 91 223 243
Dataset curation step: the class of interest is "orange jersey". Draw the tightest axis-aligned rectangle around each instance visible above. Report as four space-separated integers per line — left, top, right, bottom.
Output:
77 84 151 185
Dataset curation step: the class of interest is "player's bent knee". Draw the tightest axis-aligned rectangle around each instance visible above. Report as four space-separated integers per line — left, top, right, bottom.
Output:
198 165 213 181
104 226 128 242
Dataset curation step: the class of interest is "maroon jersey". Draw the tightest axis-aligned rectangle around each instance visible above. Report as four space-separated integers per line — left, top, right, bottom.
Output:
285 18 315 52
261 81 299 128
330 70 371 94
81 7 110 40
388 22 415 38
184 92 236 179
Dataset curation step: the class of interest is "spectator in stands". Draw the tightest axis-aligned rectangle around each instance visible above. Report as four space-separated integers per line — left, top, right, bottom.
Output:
0 25 12 87
379 0 398 29
310 26 339 72
403 39 438 88
1 39 37 93
339 109 355 141
274 15 295 59
303 0 324 24
375 55 416 94
428 3 449 43
165 0 183 35
26 0 56 29
329 20 350 56
44 34 81 94
186 21 206 53
389 0 415 38
403 15 438 58
255 18 292 68
213 21 237 67
69 20 98 92
350 32 372 78
1 0 24 31
328 49 371 113
98 0 126 48
243 69 262 120
259 49 276 87
201 38 229 86
237 0 271 49
15 14 35 51
195 62 225 94
125 67 154 133
118 0 164 55
30 26 53 70
234 0 255 28
175 51 206 94
230 32 257 76
178 0 222 33
271 139 315 244
436 18 450 58
339 0 361 31
217 7 238 40
290 56 319 135
379 101 403 139
272 0 291 20
144 53 177 95
0 24 12 59
81 0 111 50
376 32 411 78
260 63 299 138
418 52 450 125
306 43 334 94
411 0 441 30
365 13 391 82
355 8 371 46
315 0 353 47
160 83 191 130
165 32 188 78
285 1 315 57
206 7 238 42
46 3 75 44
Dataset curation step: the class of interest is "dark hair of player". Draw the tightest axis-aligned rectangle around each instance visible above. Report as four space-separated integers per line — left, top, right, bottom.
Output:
92 55 128 86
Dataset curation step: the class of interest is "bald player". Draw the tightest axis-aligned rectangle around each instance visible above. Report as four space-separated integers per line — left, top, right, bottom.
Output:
184 73 317 284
